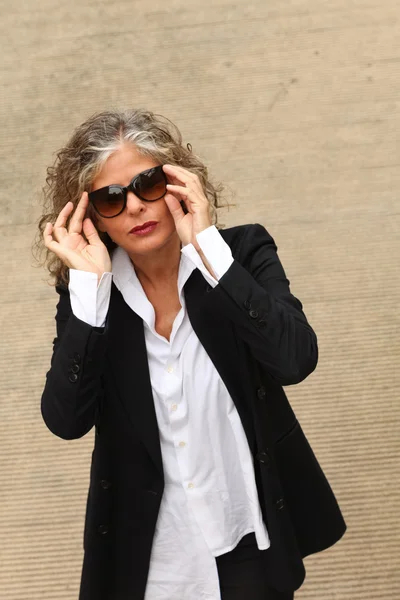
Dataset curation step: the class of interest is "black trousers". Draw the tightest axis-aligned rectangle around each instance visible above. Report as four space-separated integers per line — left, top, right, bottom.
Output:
216 533 294 600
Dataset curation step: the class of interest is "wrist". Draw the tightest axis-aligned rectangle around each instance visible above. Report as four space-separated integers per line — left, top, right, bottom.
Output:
197 248 217 279
192 221 213 248
97 270 112 285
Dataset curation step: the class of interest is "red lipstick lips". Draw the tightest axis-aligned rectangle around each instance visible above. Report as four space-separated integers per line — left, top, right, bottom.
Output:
129 221 158 235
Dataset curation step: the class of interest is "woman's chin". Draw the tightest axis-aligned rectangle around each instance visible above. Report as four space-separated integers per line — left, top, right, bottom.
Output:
121 228 180 257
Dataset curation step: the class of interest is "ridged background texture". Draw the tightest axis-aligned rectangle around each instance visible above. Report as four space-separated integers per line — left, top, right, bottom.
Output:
0 0 399 598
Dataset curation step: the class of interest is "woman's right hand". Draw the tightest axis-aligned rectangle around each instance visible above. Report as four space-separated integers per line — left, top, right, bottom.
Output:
43 192 112 282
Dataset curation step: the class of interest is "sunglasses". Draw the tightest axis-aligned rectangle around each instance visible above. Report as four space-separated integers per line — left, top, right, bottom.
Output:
88 165 168 218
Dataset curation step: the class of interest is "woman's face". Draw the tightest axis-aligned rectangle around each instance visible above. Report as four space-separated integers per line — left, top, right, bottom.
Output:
91 143 178 257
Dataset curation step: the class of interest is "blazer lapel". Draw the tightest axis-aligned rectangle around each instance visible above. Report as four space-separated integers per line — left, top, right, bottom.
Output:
106 283 163 476
184 269 256 452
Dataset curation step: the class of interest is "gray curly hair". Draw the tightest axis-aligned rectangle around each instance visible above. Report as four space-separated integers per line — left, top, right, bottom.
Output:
34 108 225 285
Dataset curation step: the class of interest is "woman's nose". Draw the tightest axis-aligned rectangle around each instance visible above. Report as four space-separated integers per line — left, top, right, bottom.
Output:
125 191 145 214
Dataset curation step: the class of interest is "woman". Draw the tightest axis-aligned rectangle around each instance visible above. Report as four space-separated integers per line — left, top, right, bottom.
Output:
37 108 346 600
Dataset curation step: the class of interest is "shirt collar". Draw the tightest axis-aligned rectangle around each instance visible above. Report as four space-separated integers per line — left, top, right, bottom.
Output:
111 246 196 327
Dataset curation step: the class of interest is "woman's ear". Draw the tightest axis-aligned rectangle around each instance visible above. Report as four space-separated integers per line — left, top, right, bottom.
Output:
96 219 107 233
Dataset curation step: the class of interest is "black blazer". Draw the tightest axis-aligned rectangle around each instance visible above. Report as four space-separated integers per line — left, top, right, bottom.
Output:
41 224 346 600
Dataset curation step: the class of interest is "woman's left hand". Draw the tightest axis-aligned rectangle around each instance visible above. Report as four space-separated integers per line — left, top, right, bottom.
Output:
162 164 212 249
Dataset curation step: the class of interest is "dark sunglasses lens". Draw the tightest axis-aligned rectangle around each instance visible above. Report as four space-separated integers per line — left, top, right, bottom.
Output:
136 168 166 201
92 186 124 217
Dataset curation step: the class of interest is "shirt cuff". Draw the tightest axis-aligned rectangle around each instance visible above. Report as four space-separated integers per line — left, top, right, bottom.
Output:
69 270 113 328
181 226 234 288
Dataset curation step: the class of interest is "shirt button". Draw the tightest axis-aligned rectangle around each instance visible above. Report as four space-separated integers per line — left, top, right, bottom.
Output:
171 404 178 411
179 441 186 448
167 366 174 374
188 482 194 489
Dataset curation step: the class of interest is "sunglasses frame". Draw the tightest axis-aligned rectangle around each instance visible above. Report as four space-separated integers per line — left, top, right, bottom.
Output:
88 165 168 218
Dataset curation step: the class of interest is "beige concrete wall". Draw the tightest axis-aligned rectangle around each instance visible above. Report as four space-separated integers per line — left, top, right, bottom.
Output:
0 0 399 598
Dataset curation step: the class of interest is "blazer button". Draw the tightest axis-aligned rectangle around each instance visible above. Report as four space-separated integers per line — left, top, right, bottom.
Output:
256 451 270 466
73 353 81 363
244 300 252 310
258 320 267 329
276 498 285 511
70 364 80 374
249 309 259 319
257 387 266 400
100 479 112 490
98 524 109 535
68 373 78 383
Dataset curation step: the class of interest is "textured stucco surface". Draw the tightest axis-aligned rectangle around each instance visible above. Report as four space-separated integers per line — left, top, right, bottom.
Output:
0 0 399 598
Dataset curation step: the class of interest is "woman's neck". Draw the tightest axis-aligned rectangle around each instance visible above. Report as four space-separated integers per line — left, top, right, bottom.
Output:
128 235 181 292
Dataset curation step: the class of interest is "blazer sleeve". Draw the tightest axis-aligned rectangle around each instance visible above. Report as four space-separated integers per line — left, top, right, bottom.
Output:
41 283 109 440
213 224 318 386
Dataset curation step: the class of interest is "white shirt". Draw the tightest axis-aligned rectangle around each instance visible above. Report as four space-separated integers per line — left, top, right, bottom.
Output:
69 226 270 600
